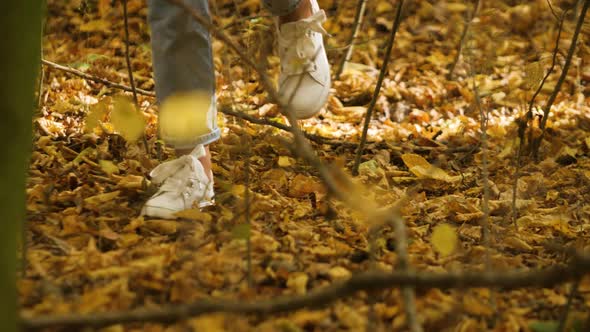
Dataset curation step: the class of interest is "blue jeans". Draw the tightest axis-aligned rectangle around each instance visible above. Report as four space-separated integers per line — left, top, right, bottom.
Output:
148 0 302 148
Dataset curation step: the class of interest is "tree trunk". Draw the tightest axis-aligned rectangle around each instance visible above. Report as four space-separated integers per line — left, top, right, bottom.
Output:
0 2 42 331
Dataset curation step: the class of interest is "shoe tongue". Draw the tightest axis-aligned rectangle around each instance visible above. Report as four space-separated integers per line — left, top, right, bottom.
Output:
279 10 327 37
150 155 194 184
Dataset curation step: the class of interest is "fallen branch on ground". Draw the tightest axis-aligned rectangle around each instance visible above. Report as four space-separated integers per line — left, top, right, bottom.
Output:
41 59 156 97
221 106 356 147
20 251 590 331
40 59 357 147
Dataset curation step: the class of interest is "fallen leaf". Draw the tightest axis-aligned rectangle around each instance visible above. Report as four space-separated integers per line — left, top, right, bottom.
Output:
431 224 458 256
111 96 145 142
401 153 460 182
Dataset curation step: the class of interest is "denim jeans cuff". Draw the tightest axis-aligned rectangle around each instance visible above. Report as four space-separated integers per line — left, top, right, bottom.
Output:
166 127 221 149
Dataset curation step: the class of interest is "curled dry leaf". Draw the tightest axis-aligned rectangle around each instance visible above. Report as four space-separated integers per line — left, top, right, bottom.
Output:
401 153 460 183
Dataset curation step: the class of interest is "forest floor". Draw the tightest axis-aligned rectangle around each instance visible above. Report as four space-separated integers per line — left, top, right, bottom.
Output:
21 0 590 331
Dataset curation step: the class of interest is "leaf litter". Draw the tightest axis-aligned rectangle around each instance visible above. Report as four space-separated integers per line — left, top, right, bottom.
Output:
23 0 590 331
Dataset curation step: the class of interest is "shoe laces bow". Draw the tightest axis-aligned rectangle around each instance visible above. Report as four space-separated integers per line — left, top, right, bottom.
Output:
149 155 192 185
279 10 328 75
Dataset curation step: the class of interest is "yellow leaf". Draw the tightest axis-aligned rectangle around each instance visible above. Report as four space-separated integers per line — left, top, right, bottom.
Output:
174 209 212 222
85 100 108 133
287 272 308 295
288 174 324 198
463 295 494 317
116 174 145 189
277 156 294 167
188 314 226 332
159 92 212 147
111 97 145 142
328 266 352 281
375 1 393 14
524 61 544 90
431 224 458 256
99 160 119 175
97 0 112 17
401 153 459 182
504 236 533 252
231 184 246 197
79 19 111 33
84 191 120 205
143 219 179 235
342 62 377 76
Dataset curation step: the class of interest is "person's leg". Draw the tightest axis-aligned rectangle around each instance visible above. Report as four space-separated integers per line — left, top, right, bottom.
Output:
144 0 219 218
261 0 331 119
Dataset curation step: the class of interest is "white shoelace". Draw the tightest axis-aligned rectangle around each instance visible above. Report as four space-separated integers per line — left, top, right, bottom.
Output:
149 155 193 185
279 10 328 75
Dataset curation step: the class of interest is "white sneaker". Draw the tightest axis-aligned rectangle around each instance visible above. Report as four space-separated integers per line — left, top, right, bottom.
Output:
141 145 214 219
277 0 331 119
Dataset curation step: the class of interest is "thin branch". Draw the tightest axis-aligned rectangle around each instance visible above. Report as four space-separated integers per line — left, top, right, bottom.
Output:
352 0 404 176
514 10 567 227
447 0 481 80
41 59 156 97
20 252 590 331
245 138 253 288
122 0 139 106
468 23 497 323
556 279 581 332
390 214 422 332
546 0 561 21
220 106 357 147
221 14 271 30
41 59 356 147
532 0 589 158
335 0 367 80
527 11 566 119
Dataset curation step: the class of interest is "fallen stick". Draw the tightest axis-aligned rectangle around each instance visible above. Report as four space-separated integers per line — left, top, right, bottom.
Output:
41 59 355 147
21 251 590 331
41 59 156 97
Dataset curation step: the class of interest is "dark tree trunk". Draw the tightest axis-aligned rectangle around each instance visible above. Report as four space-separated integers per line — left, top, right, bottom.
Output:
0 2 42 331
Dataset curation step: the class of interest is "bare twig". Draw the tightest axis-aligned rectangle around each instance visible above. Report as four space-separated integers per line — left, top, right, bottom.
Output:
472 84 491 247
447 0 481 80
390 214 422 332
41 59 156 97
532 0 589 158
514 10 567 226
220 106 357 147
468 29 497 324
556 279 581 332
221 14 271 30
122 0 139 106
20 252 590 331
526 10 566 119
546 0 561 20
41 59 356 147
121 0 150 154
335 0 367 80
245 139 253 288
352 0 404 176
